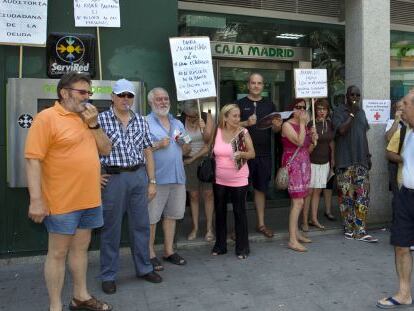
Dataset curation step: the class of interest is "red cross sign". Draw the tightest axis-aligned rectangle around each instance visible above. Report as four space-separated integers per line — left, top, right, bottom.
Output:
374 112 381 120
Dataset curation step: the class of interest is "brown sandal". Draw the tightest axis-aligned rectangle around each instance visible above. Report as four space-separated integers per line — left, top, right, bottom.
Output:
256 225 274 238
69 296 112 311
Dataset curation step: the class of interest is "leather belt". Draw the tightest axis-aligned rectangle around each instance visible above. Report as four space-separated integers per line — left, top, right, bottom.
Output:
103 164 144 174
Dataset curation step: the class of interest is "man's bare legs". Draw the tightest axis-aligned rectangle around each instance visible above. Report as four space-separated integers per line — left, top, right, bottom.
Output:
68 229 92 302
378 246 413 306
163 218 176 257
45 233 73 311
254 189 273 237
149 224 157 259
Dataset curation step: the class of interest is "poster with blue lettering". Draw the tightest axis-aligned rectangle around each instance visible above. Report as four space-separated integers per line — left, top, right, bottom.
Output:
0 0 48 46
169 36 217 101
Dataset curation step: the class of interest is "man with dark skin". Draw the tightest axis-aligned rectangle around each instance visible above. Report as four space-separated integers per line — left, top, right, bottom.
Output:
332 85 377 243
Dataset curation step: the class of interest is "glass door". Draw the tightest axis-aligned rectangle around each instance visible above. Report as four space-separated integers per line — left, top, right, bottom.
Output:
216 59 294 200
217 60 293 111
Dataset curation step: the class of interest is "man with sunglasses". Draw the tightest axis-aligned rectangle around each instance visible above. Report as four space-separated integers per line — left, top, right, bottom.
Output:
237 73 283 238
98 79 162 295
332 85 377 243
25 72 113 311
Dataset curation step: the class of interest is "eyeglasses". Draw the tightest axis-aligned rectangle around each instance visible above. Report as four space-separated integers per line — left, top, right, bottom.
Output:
294 105 307 110
65 88 93 96
116 92 135 99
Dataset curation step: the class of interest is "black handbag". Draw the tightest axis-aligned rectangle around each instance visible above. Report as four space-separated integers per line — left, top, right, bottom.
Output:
197 155 215 182
196 126 218 183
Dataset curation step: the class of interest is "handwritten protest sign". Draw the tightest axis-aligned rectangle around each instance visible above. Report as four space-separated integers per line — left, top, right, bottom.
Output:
0 0 48 46
74 0 120 27
294 69 328 98
169 37 216 101
362 99 390 124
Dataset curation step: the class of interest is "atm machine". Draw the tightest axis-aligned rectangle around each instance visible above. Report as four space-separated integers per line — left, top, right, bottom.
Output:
7 78 145 188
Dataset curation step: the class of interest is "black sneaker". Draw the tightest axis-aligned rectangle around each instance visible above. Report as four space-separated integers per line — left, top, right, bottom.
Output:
102 280 116 294
141 271 162 283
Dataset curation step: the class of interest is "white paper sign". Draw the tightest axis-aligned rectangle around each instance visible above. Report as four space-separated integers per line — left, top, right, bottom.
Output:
294 69 328 98
362 99 391 124
74 0 120 27
0 0 48 46
169 37 216 101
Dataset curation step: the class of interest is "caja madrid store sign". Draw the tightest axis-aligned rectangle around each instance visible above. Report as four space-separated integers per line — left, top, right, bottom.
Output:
211 41 312 62
46 33 96 78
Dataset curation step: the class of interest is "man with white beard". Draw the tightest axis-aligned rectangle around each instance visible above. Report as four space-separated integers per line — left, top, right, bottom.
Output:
146 87 191 271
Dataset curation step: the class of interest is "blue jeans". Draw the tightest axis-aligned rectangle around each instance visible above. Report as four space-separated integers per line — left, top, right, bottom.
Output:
100 167 153 281
44 206 103 235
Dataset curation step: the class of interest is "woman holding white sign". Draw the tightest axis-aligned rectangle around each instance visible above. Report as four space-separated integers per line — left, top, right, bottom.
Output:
281 99 318 252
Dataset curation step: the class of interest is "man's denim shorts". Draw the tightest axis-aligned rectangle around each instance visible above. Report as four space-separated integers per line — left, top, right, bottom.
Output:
44 206 104 235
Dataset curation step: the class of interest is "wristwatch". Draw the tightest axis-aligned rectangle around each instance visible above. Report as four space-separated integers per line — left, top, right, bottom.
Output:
88 123 101 130
149 179 157 184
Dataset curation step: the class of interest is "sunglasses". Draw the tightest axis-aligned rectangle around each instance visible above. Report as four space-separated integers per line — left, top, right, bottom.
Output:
294 105 307 110
116 92 135 99
66 88 93 96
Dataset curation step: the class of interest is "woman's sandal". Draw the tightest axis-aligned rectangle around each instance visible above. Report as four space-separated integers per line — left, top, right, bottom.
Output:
205 231 215 242
69 296 112 311
187 230 197 241
163 253 187 265
324 212 336 221
287 242 307 253
256 225 274 238
308 220 325 230
150 257 164 271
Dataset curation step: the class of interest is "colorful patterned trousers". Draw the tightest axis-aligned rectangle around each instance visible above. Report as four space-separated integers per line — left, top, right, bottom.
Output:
336 165 370 237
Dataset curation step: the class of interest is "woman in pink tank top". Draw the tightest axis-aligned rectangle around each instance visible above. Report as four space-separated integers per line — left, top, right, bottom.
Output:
281 99 318 253
211 104 255 259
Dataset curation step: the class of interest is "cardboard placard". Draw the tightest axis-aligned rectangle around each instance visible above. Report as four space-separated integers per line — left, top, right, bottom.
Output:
169 36 216 101
0 0 48 46
294 69 328 98
362 99 391 124
74 0 120 27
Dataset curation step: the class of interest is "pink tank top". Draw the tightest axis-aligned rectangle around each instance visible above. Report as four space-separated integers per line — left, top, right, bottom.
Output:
213 128 249 187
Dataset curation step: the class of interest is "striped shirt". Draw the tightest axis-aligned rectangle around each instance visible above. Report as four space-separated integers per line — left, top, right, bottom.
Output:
98 106 153 167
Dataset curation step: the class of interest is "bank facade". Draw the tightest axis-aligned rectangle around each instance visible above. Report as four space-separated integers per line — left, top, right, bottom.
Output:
0 0 412 256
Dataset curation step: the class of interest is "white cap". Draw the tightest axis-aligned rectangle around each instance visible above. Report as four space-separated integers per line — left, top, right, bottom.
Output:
112 79 136 95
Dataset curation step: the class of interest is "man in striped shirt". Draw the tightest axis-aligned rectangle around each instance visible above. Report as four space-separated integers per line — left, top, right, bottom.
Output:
98 79 162 295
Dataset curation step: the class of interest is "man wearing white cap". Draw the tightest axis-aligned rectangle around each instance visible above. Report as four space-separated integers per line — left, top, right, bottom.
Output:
98 79 162 295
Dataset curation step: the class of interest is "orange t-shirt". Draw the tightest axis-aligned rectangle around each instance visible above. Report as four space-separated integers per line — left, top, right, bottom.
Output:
25 102 101 215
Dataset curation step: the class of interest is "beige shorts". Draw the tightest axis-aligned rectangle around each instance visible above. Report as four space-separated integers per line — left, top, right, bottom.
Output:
310 162 330 189
148 184 186 224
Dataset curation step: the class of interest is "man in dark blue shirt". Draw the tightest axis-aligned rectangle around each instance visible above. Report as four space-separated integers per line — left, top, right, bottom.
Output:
237 73 282 238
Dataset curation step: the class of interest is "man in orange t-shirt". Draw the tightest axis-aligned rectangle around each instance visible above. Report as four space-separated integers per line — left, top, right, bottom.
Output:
25 72 112 311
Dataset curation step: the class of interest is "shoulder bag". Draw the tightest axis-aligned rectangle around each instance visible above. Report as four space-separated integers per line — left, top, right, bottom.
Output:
275 146 300 190
197 127 218 183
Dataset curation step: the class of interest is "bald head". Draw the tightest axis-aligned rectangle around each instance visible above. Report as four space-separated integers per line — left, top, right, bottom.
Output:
402 92 414 127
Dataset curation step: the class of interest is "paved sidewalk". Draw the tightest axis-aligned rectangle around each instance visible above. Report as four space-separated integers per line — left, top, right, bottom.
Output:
0 229 403 311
